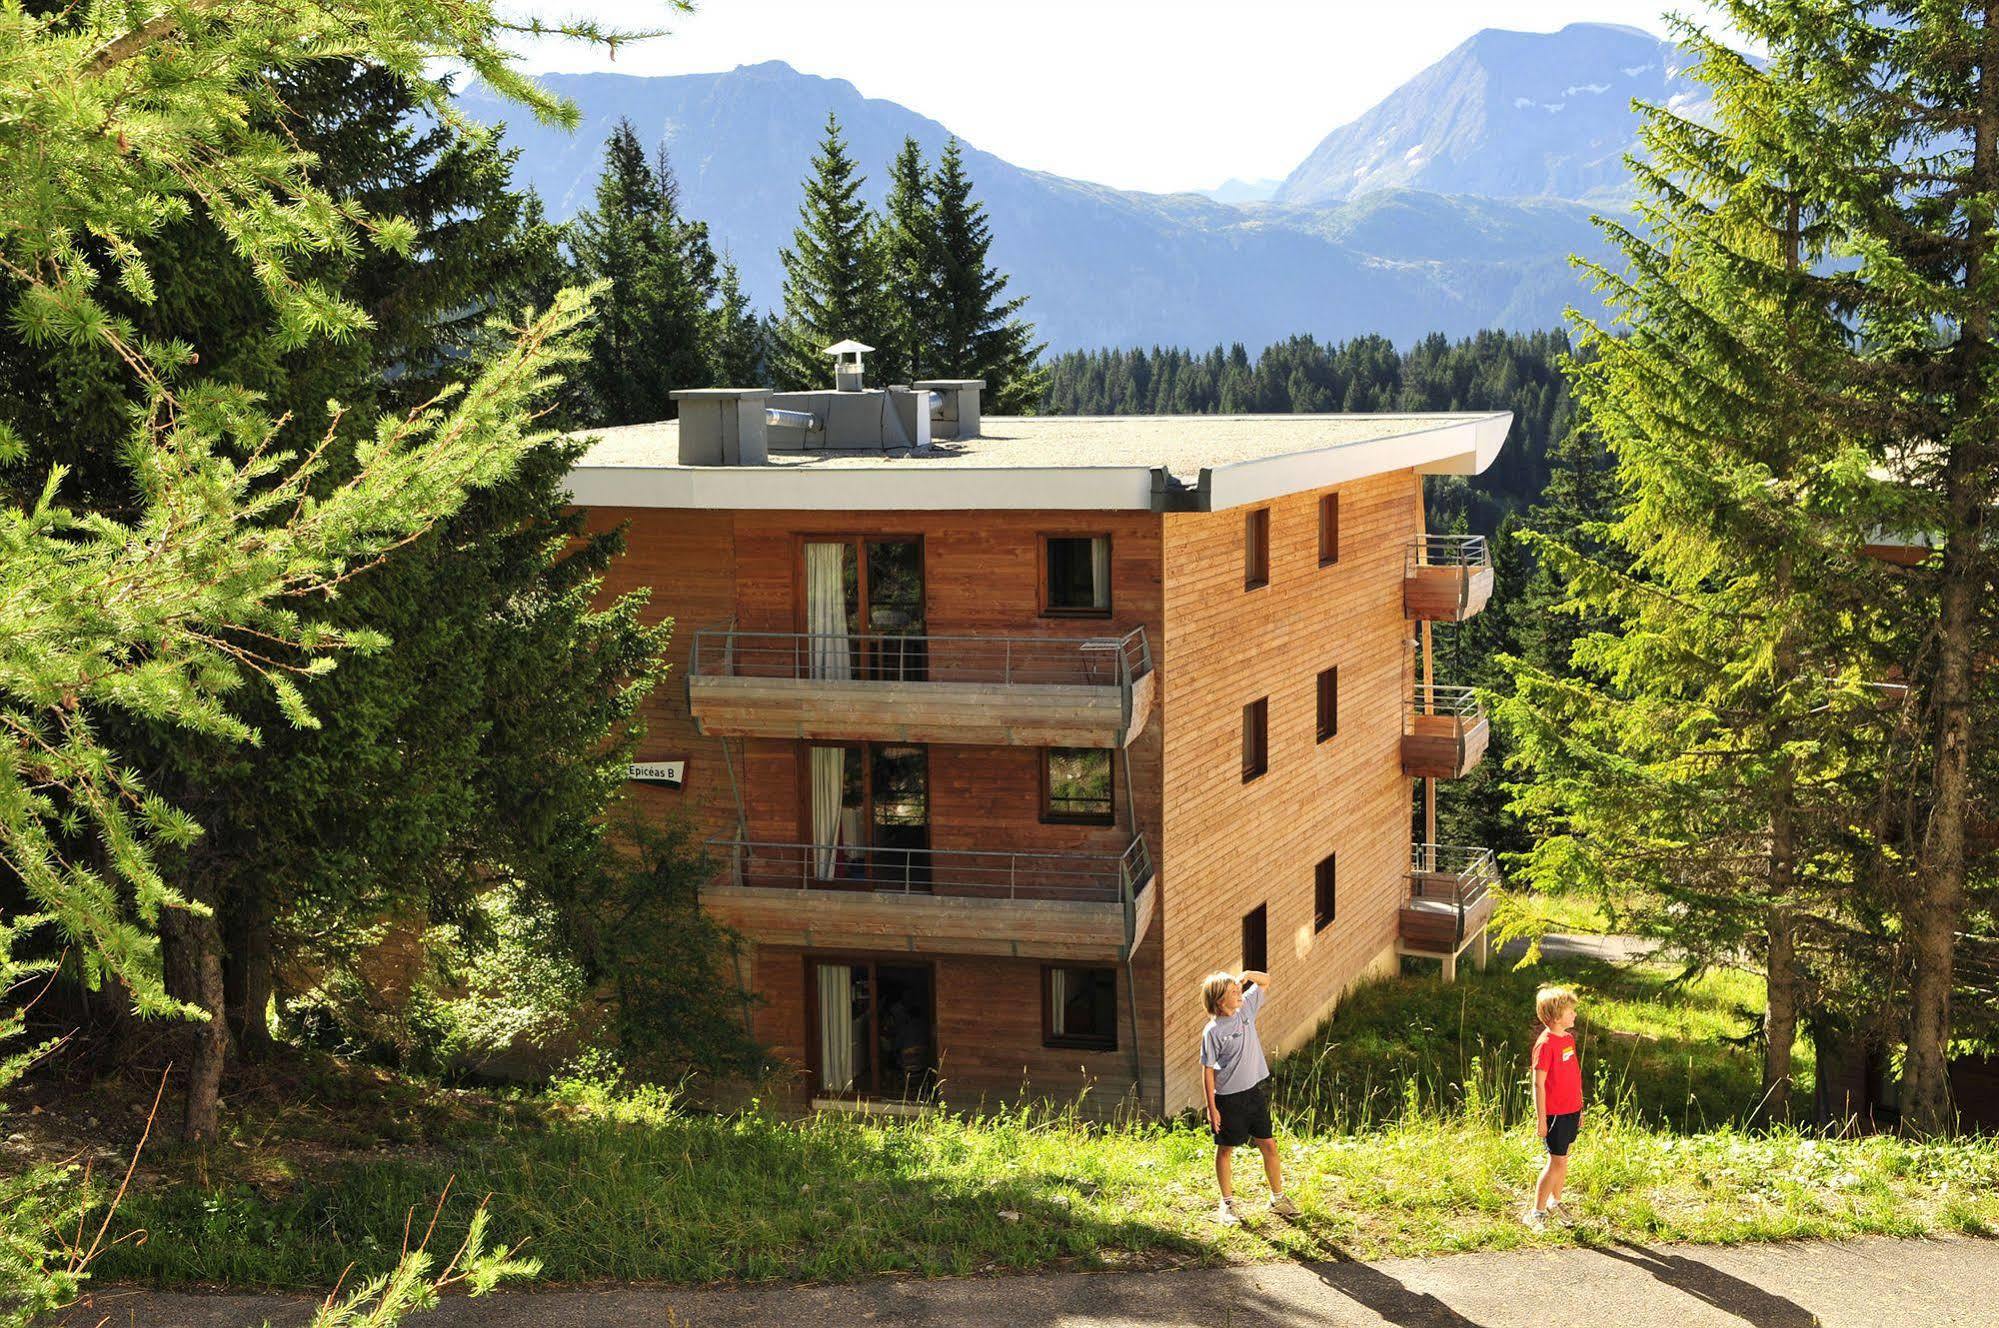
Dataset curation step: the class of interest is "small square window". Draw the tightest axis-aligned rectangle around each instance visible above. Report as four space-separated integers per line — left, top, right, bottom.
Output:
1043 535 1112 616
1242 698 1269 782
1043 748 1115 824
1242 904 1268 973
1244 509 1270 590
1316 666 1338 743
1319 493 1340 566
1044 966 1117 1050
1315 854 1337 932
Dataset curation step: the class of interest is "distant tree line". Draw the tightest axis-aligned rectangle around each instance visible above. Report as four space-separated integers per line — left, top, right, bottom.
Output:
562 113 1045 427
1041 329 1575 531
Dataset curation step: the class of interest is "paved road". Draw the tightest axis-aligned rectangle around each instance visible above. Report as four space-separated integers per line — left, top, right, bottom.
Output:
70 1235 1999 1327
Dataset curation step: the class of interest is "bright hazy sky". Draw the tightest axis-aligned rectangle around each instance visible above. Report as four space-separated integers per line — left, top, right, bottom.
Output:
510 1 1734 193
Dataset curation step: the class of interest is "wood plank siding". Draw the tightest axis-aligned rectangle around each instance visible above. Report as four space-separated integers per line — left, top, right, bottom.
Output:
1155 473 1423 1113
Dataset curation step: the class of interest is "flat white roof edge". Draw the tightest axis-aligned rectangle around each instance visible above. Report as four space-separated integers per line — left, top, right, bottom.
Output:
564 464 1162 512
1202 412 1513 511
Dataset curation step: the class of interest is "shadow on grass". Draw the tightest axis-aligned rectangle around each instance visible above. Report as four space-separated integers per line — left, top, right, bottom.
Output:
1589 1242 1820 1328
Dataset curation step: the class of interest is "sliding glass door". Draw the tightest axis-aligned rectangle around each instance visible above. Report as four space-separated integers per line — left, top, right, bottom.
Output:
810 959 936 1100
800 536 925 681
805 742 930 889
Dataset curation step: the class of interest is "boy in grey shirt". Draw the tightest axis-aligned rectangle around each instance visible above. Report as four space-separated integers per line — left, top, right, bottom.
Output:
1199 969 1297 1224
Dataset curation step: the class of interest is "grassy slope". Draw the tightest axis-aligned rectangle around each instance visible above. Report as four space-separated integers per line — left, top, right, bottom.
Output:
95 958 1995 1289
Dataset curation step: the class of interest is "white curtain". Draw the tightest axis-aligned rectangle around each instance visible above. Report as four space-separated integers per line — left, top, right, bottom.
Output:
1049 968 1069 1037
811 746 846 878
816 964 855 1092
1090 537 1111 610
805 542 850 681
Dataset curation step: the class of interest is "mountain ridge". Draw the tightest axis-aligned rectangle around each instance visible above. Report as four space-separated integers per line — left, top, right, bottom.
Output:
469 30 1653 350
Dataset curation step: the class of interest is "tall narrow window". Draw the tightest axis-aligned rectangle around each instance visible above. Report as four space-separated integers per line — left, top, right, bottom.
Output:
1316 666 1339 743
1315 854 1337 932
1042 748 1115 824
1242 904 1269 973
1242 698 1269 782
1319 493 1341 566
1044 966 1118 1050
1043 534 1113 616
1244 508 1270 590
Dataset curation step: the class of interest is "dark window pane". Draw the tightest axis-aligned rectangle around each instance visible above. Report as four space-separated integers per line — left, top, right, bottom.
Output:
1242 905 1268 972
1319 494 1340 565
1317 666 1338 742
1046 535 1111 612
1046 966 1117 1049
1315 854 1336 931
1245 509 1270 589
1045 748 1114 822
1242 699 1268 781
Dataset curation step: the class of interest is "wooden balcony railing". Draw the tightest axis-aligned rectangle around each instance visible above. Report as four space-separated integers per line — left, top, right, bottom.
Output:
1404 535 1495 621
1402 684 1490 779
701 835 1158 962
1401 843 1499 954
686 626 1156 748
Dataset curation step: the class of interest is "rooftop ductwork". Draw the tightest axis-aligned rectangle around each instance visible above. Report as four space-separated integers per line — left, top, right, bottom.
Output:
666 339 984 464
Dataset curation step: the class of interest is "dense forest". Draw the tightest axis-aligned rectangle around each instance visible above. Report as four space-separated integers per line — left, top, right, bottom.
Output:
1039 330 1575 533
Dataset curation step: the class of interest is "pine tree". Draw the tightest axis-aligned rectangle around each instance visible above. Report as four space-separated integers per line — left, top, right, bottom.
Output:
709 258 767 386
1493 13 1904 1120
927 138 1045 412
570 122 721 425
774 114 885 389
875 137 939 386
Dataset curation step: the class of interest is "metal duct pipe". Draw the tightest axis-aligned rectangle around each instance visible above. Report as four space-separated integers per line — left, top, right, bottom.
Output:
765 408 820 432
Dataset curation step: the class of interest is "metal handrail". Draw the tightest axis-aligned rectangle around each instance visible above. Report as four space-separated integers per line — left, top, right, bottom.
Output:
1408 843 1499 907
1405 534 1490 572
1408 684 1484 720
710 835 1152 904
692 625 1153 720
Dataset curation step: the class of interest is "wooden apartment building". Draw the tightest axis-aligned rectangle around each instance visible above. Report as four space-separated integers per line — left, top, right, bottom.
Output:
566 367 1510 1117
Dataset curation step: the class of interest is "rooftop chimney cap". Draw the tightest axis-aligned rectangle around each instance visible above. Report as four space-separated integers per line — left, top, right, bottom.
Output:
824 339 874 357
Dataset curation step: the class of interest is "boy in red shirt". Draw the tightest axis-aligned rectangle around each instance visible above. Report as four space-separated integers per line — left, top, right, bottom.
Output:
1526 985 1582 1230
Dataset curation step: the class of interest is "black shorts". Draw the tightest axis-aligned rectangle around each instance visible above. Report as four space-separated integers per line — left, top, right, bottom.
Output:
1212 1083 1273 1148
1545 1110 1581 1156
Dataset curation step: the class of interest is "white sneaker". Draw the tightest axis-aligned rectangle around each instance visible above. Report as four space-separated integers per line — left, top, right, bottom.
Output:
1546 1199 1573 1225
1214 1198 1242 1226
1522 1208 1546 1232
1268 1193 1300 1217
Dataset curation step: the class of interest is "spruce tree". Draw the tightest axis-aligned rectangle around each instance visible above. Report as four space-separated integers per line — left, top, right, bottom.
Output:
878 137 939 385
927 138 1045 411
774 114 885 389
570 122 720 425
1494 14 1902 1120
709 258 767 386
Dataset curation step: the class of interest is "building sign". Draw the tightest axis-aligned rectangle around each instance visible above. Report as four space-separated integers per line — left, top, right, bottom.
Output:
628 759 686 788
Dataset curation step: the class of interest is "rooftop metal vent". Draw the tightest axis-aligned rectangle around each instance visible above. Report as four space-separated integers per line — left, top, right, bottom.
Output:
824 338 872 392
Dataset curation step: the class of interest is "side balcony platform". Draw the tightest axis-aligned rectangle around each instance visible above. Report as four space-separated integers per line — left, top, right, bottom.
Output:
1399 844 1499 981
702 837 1156 962
1402 685 1490 779
1405 535 1495 621
688 627 1155 748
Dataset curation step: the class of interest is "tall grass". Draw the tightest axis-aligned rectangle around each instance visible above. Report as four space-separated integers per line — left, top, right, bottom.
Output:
1268 958 1791 1134
90 957 1995 1291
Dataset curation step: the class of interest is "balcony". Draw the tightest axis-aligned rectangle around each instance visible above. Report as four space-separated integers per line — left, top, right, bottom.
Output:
701 837 1157 961
1400 844 1499 958
1402 685 1489 779
687 627 1156 748
1405 535 1495 621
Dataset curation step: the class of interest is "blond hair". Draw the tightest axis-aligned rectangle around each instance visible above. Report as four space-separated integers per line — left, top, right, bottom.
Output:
1535 985 1578 1027
1201 971 1240 1015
